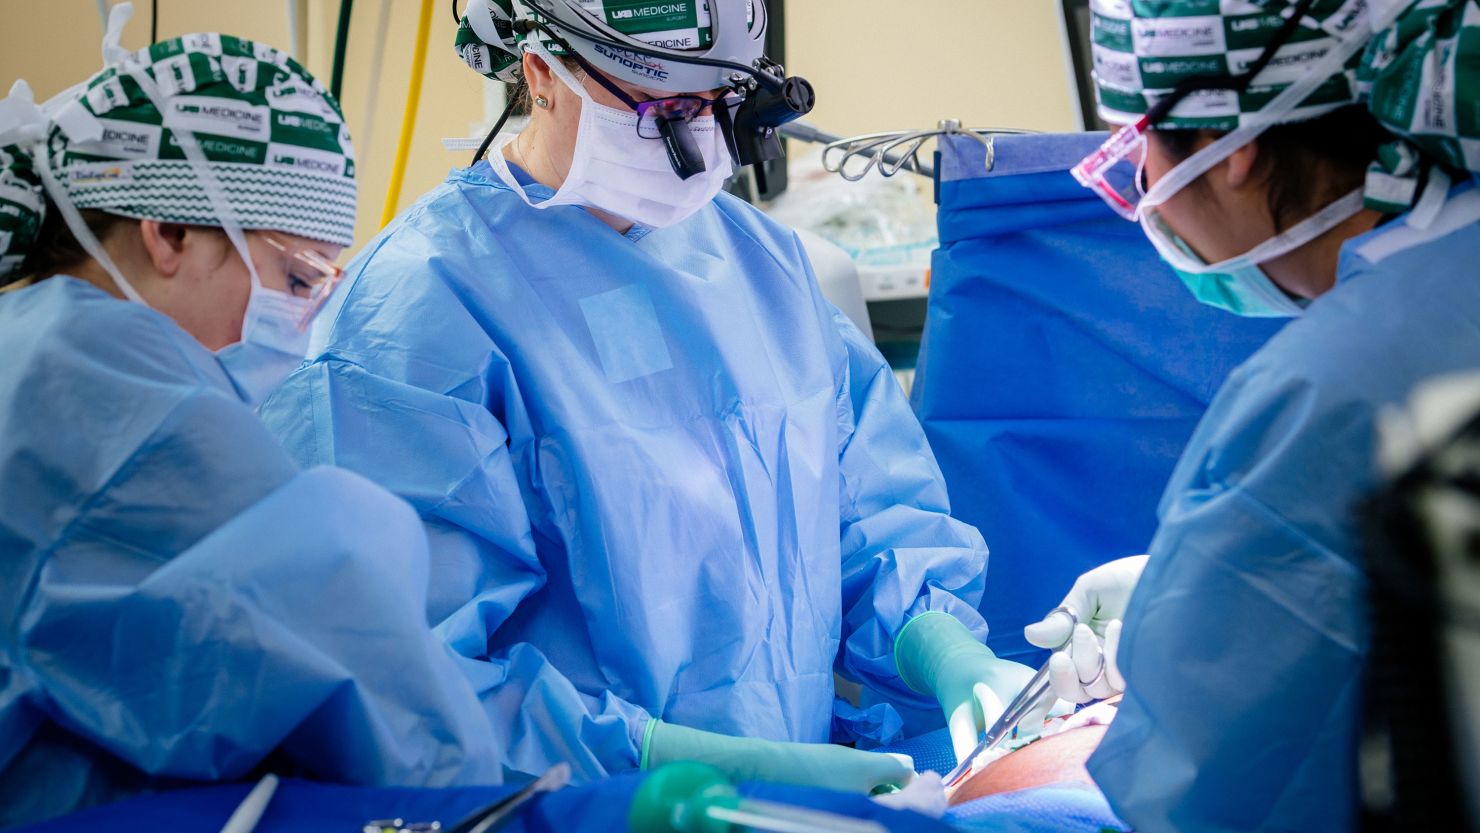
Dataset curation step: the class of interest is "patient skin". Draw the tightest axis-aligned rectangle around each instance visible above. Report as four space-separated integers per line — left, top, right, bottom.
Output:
947 725 1109 806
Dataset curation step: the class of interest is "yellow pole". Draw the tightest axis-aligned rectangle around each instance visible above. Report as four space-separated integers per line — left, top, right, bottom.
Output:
379 0 436 228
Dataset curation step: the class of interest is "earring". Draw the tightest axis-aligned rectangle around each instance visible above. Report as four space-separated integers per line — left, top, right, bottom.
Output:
534 95 550 109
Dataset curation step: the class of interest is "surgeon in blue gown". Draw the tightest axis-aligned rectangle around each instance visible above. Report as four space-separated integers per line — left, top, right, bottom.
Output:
1023 3 1480 832
262 0 1037 790
0 33 497 827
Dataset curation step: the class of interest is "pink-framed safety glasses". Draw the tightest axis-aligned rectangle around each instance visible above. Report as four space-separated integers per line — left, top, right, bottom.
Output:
261 234 345 330
1070 0 1334 221
1070 115 1150 221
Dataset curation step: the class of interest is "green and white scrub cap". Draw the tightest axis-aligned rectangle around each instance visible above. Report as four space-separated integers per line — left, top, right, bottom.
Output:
454 0 529 84
1090 0 1480 212
0 20 356 280
0 141 42 279
1089 0 1371 130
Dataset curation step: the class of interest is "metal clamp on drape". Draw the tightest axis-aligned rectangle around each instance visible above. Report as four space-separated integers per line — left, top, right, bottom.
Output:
782 119 1034 182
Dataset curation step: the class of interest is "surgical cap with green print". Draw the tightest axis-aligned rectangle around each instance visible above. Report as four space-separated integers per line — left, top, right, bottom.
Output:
0 32 357 280
1089 0 1480 212
1089 0 1369 130
454 0 752 83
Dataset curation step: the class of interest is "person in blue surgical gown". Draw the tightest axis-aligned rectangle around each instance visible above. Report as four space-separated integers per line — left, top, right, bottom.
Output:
0 26 498 827
261 0 1038 791
1024 2 1480 831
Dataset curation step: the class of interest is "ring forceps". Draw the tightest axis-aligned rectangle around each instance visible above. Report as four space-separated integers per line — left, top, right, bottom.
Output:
942 606 1078 788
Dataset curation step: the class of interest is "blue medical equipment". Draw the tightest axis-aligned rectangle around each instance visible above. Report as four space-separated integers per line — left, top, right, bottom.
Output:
12 773 955 833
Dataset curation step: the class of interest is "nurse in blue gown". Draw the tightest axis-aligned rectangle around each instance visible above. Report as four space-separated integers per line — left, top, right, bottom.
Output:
0 29 497 827
1024 3 1480 831
262 0 1038 790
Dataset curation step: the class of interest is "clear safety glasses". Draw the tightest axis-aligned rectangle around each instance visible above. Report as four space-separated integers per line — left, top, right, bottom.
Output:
262 233 344 329
1070 115 1150 221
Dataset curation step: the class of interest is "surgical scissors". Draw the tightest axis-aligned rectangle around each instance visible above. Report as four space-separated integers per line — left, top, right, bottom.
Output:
941 606 1078 788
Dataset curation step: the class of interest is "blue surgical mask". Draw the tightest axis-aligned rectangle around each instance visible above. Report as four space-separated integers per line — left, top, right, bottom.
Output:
1138 183 1366 319
1166 234 1309 318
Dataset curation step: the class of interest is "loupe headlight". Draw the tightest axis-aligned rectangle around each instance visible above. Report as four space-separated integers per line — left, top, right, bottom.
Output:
715 69 814 169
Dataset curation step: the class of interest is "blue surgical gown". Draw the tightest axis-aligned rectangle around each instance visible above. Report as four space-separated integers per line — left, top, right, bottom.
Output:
0 277 500 827
259 162 990 782
1091 182 1480 833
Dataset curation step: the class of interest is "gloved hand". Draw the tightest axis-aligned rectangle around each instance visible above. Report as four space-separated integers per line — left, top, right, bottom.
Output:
1023 554 1149 704
893 612 1046 764
642 721 915 794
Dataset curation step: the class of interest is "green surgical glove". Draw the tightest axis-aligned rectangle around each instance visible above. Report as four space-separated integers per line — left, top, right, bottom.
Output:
641 721 915 794
894 612 1045 765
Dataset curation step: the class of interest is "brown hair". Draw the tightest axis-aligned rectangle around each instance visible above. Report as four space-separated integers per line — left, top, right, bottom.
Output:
1156 105 1393 232
5 202 137 287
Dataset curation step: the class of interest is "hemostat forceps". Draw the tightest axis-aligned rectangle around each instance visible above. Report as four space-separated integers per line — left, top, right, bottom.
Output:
942 606 1078 788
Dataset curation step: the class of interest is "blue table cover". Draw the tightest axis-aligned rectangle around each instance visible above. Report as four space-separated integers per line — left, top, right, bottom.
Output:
11 774 958 833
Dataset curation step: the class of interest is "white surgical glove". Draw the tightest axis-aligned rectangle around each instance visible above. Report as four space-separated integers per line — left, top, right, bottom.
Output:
1023 554 1149 704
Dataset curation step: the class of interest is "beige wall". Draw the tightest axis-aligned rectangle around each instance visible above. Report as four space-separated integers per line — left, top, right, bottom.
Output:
788 1 1078 139
1 0 1076 256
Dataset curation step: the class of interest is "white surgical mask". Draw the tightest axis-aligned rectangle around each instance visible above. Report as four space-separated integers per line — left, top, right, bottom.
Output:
486 41 734 230
215 285 314 406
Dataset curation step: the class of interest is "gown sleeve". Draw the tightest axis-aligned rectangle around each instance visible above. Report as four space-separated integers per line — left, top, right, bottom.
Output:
5 289 500 804
259 223 653 782
21 467 505 787
1088 355 1369 833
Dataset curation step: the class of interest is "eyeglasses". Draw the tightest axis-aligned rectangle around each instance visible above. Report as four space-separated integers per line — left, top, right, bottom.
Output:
632 95 742 138
564 50 742 140
1071 0 1321 220
261 233 344 329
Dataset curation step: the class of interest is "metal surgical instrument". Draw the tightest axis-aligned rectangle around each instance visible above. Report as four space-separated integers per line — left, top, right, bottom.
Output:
942 606 1079 788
